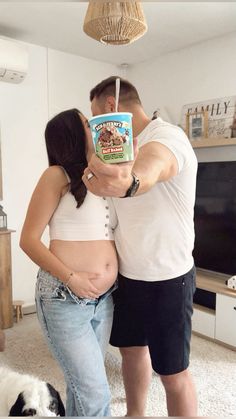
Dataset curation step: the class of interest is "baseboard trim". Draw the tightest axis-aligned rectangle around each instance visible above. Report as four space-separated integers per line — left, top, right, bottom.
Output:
22 303 36 315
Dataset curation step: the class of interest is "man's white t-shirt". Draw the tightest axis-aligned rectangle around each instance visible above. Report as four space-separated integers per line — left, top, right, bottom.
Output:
112 117 198 281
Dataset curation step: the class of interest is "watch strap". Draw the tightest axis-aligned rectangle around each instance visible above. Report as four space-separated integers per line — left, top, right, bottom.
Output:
122 172 140 198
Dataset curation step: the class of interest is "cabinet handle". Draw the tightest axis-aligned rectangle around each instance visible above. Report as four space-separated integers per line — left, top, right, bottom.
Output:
234 307 236 310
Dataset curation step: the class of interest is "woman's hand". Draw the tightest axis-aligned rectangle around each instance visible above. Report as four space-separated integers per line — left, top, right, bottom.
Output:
67 271 101 299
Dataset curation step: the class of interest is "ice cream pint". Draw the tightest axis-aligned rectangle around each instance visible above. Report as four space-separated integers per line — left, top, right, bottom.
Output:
89 112 133 163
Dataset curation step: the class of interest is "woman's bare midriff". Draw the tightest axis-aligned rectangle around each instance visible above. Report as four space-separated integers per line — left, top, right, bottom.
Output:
50 240 118 295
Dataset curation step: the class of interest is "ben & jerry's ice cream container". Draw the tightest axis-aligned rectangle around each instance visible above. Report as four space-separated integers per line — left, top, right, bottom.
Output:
89 112 133 163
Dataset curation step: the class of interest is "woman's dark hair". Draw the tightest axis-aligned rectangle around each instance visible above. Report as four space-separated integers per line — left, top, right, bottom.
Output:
45 108 87 208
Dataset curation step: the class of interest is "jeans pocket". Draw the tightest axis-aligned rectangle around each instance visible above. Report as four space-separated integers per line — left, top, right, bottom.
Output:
37 275 66 302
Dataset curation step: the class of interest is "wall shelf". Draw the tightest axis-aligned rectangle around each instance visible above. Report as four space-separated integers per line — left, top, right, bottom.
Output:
196 270 236 298
191 137 236 148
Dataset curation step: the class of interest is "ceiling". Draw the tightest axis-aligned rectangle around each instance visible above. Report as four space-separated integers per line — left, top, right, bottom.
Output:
0 1 236 65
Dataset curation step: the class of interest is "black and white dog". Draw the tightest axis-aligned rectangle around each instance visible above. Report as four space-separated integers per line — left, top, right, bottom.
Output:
0 367 65 416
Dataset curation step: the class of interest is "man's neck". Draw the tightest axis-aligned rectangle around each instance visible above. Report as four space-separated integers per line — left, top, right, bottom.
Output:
133 109 152 137
120 105 151 137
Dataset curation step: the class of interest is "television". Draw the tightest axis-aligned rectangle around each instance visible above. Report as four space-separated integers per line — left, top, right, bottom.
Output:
193 160 236 277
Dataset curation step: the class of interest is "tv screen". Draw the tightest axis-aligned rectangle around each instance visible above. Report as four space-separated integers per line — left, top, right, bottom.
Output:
193 161 236 276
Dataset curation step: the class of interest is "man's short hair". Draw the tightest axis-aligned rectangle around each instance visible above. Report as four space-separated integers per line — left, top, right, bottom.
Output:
90 76 142 105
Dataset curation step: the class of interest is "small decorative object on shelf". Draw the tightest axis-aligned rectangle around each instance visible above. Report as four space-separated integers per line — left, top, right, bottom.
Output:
152 109 160 120
225 276 236 291
0 205 7 230
185 110 208 142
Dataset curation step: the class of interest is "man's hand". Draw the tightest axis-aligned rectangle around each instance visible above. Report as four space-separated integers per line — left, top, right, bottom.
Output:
83 155 133 197
82 138 138 197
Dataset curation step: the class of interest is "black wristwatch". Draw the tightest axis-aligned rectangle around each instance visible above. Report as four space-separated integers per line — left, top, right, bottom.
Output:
122 172 140 198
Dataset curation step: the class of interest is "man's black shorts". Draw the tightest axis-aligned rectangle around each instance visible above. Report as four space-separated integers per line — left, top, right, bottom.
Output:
110 266 196 376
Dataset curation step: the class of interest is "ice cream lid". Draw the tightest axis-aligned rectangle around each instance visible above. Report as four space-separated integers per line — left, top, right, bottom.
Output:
89 112 133 122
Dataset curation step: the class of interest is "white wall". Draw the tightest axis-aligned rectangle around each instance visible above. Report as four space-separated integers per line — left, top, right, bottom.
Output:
127 32 236 162
0 42 48 305
0 39 120 305
48 50 122 118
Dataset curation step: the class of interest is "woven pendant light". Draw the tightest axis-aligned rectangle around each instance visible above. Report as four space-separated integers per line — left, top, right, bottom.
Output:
83 1 147 45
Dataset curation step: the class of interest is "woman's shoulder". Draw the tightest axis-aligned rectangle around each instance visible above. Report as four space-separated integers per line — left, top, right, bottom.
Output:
40 166 69 187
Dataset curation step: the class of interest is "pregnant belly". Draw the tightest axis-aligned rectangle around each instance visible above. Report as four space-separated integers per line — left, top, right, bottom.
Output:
50 240 118 295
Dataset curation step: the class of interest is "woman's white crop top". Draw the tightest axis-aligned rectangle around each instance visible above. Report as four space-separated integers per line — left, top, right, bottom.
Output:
49 171 117 241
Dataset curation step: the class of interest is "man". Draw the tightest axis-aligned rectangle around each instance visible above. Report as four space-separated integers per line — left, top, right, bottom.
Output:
82 76 198 416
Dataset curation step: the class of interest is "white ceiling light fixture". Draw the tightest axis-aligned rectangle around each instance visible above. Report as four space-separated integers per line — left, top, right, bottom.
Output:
83 1 147 46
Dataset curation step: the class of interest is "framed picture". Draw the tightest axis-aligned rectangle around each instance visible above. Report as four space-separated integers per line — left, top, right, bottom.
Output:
186 110 208 142
181 95 236 148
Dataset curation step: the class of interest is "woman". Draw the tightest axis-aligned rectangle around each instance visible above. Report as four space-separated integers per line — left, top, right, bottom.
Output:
20 109 118 416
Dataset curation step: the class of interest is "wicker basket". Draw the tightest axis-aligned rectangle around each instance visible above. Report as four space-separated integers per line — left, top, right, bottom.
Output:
83 1 147 45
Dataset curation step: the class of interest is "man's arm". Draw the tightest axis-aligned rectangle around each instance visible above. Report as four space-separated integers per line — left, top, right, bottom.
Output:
82 141 178 197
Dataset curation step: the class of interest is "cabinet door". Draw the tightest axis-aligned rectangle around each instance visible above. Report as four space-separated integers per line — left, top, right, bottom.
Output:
192 307 215 338
215 294 236 347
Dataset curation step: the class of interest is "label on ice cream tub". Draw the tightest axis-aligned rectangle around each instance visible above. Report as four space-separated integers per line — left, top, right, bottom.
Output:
89 112 133 163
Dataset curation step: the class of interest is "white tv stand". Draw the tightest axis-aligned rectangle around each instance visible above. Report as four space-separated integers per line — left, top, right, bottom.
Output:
193 270 236 350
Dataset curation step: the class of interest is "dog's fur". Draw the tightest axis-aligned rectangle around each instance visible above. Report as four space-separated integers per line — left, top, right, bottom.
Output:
0 367 65 416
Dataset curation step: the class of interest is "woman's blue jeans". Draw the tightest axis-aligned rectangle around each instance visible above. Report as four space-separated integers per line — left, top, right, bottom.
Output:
35 269 115 416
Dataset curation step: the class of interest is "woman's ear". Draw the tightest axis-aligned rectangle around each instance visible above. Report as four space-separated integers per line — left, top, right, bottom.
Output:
104 96 116 113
